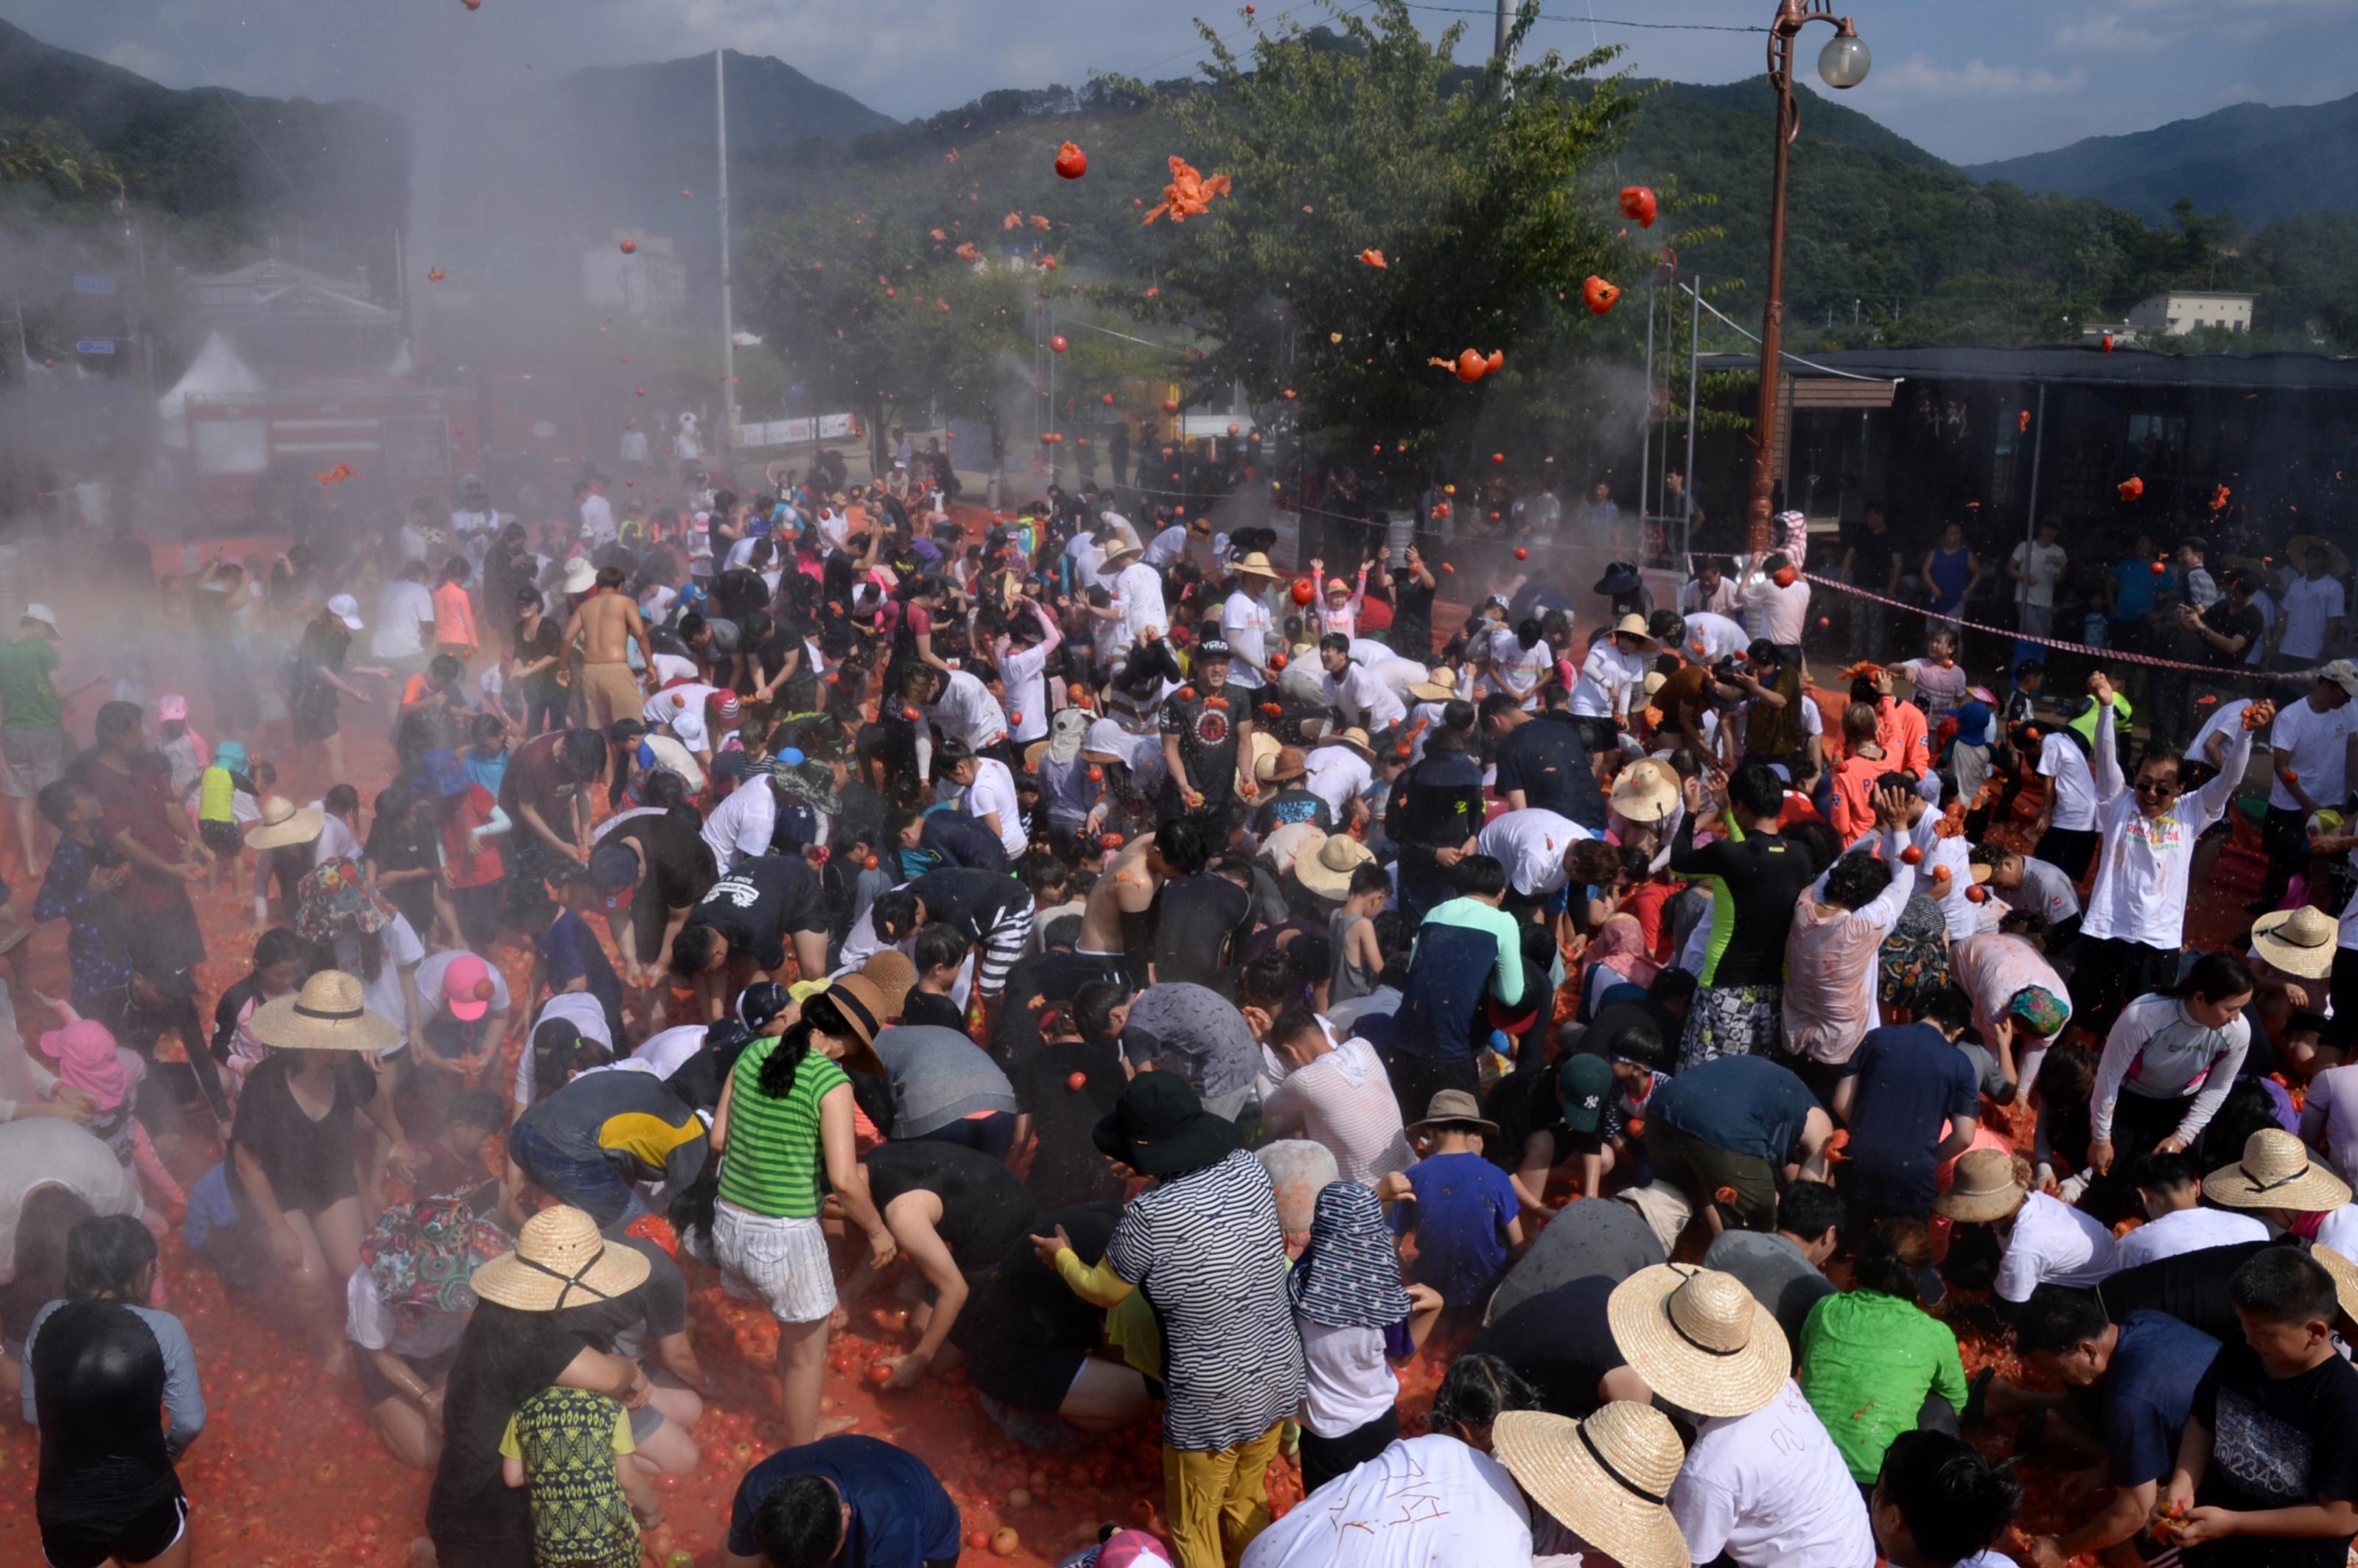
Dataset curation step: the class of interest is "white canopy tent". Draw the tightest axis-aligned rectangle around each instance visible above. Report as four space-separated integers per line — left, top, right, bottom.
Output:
155 330 265 449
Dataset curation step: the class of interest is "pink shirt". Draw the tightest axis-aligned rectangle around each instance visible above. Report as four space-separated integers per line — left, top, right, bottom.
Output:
432 581 477 649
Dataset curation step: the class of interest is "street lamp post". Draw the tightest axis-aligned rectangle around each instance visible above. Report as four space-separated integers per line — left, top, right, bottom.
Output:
1746 0 1870 556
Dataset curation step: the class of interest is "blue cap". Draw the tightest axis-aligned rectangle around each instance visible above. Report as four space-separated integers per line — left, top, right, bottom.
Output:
213 741 248 775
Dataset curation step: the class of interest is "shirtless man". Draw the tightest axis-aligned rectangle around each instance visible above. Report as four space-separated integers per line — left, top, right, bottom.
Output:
567 565 654 731
1074 830 1161 987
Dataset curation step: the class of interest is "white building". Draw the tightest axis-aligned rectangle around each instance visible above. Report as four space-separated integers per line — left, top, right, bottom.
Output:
2127 290 2255 336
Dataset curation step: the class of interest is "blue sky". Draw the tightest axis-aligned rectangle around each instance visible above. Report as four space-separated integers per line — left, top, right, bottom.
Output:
6 0 2354 163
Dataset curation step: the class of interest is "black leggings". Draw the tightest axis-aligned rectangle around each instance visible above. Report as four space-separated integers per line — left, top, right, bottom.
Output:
90 986 230 1125
1301 1405 1399 1496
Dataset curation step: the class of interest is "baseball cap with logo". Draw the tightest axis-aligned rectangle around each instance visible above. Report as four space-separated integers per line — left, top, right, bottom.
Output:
1558 1053 1613 1133
589 843 642 911
2323 659 2358 699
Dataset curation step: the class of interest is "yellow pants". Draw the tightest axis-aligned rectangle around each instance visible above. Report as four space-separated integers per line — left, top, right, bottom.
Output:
1162 1420 1285 1568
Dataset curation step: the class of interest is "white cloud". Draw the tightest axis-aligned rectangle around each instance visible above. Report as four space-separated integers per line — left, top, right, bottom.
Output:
1869 55 2088 100
2051 14 2177 54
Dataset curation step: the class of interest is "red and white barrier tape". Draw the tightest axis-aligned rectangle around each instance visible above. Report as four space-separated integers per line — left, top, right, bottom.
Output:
1795 570 2287 680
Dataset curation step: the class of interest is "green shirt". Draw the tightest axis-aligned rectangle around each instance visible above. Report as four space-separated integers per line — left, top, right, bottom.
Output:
499 1386 638 1568
0 637 63 732
718 1036 850 1217
1797 1287 1970 1483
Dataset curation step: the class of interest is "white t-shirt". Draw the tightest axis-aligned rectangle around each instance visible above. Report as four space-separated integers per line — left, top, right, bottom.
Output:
1476 808 1591 897
2265 693 2357 811
371 581 436 660
1997 857 2081 927
1683 611 1752 664
1486 629 1550 709
307 805 366 867
1144 523 1191 568
1994 1190 2122 1303
700 777 777 874
1569 640 1648 720
1302 746 1376 819
1222 590 1274 690
959 758 1026 857
1112 562 1168 645
1743 570 1811 645
926 669 1010 752
1296 1316 1397 1438
1682 577 1740 616
1323 662 1405 733
2113 1205 2268 1270
1238 1435 1530 1568
1670 1379 1878 1568
578 494 616 547
335 912 427 1047
2082 704 2251 948
511 993 618 1107
632 1023 709 1079
2279 573 2348 662
646 683 724 755
2036 732 2097 830
2188 699 2255 775
998 638 1052 743
415 949 511 1023
2009 540 2068 607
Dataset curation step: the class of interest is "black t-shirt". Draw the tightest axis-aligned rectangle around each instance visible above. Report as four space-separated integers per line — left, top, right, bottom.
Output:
1493 719 1607 830
1149 875 1256 990
910 868 1029 942
2191 1338 2358 1566
605 810 718 955
1841 519 1903 584
230 1052 378 1212
1392 577 1436 649
2200 598 2267 669
29 1300 178 1526
1158 681 1251 813
1011 1038 1128 1208
1469 1275 1625 1418
950 1203 1122 1401
1483 1065 1586 1175
516 614 567 701
900 991 968 1032
2096 1240 2280 1348
552 1236 690 1354
686 854 828 970
1667 820 1818 988
862 1141 1041 1278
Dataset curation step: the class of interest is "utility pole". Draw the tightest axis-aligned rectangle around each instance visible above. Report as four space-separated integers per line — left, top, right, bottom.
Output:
716 48 736 459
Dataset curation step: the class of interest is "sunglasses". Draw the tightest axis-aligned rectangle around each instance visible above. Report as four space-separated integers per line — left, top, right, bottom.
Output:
2133 778 2180 797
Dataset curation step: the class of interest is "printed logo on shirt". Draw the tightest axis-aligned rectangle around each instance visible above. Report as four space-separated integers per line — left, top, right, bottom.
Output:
703 877 761 909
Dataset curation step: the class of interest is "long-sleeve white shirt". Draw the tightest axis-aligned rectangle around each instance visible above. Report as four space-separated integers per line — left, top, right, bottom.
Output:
2090 992 2250 1145
2080 701 2252 948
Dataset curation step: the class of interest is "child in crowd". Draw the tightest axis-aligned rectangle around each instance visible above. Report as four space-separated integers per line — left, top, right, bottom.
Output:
1382 1090 1524 1312
194 740 259 894
500 1383 663 1568
30 777 135 1016
32 992 186 1219
901 923 972 1032
155 695 209 795
1898 627 1970 722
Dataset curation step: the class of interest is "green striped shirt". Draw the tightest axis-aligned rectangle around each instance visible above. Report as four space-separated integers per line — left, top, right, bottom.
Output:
718 1038 849 1217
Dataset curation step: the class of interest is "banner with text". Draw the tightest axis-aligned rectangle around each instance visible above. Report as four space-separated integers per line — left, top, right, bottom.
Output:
732 413 859 447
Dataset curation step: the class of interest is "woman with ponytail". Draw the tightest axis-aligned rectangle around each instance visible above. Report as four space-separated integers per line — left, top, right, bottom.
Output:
710 973 896 1443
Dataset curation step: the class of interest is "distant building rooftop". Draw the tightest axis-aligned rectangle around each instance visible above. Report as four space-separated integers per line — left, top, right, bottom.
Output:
1699 344 2358 391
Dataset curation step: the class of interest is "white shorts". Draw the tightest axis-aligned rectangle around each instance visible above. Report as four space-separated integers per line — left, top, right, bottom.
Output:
712 1200 836 1324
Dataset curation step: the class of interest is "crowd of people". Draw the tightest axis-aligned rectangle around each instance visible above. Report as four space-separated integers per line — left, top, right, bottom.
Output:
1 452 2356 1568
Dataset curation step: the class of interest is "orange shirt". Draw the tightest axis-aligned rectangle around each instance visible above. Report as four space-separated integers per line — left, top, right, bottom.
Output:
432 581 477 649
1829 749 1897 842
1878 697 1931 775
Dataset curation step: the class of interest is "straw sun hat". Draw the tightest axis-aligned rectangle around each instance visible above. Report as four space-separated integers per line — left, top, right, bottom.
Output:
245 794 326 850
1293 832 1375 900
2253 905 2338 981
1611 759 1680 825
248 970 403 1054
1606 1264 1791 1418
1934 1147 2029 1225
1493 1403 1690 1568
2203 1127 2354 1212
2315 1245 2358 1326
471 1204 651 1312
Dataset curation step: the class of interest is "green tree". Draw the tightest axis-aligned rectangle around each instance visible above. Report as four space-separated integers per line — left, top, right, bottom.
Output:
1106 0 1641 447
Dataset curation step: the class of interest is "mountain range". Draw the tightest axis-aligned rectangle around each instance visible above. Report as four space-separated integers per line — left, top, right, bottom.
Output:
1967 92 2358 228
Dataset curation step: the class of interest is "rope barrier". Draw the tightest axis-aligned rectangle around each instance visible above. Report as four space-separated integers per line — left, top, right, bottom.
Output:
1794 569 2297 682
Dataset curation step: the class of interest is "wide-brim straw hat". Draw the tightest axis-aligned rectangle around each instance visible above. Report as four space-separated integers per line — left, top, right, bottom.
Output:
1295 831 1375 900
1102 540 1144 569
1611 759 1679 824
2204 1127 2354 1211
2253 905 2339 980
1332 726 1375 759
818 970 890 1079
1934 1147 2029 1224
1247 730 1281 787
1233 551 1282 581
245 794 326 850
1407 665 1459 703
2316 1245 2358 1325
1612 613 1659 652
249 970 403 1054
2285 534 2351 578
1606 1264 1791 1417
471 1204 651 1312
858 951 919 1023
1493 1405 1690 1568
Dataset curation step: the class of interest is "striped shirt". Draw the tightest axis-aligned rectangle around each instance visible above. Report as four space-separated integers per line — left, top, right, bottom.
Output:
1107 1147 1306 1452
719 1040 849 1218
